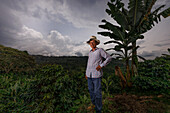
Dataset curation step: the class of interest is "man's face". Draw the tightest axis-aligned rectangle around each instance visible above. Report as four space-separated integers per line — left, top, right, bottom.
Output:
89 40 97 49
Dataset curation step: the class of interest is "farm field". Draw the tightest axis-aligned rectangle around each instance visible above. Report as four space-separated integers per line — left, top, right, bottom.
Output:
0 45 169 113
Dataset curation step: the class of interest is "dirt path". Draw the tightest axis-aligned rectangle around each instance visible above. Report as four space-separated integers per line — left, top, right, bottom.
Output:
104 94 168 113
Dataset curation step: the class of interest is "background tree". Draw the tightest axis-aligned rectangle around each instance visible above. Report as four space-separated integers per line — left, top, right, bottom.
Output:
98 0 170 77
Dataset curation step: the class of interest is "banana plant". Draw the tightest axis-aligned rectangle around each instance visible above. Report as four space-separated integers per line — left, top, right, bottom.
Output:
98 0 170 76
128 0 170 75
98 19 139 87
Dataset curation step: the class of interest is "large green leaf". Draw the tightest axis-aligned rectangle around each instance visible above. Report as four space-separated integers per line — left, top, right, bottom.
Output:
97 31 121 40
137 4 170 34
128 0 144 26
110 53 124 57
115 44 124 50
114 45 124 54
137 55 146 61
99 19 125 41
158 7 170 18
104 40 123 46
106 48 115 51
106 47 124 54
107 2 128 29
127 45 133 50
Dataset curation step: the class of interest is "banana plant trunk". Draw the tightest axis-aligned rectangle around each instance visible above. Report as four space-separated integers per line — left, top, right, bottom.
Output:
125 48 130 82
132 41 137 76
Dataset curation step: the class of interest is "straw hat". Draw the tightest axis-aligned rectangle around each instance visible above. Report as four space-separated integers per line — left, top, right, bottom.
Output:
87 36 100 45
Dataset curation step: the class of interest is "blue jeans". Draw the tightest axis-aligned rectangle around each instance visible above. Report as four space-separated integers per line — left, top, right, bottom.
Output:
88 77 102 113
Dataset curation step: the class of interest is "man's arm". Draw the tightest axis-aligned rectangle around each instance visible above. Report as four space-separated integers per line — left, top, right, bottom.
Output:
99 48 112 68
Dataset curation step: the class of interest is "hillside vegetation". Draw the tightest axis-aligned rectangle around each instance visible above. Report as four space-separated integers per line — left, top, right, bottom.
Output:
0 45 36 73
0 45 169 113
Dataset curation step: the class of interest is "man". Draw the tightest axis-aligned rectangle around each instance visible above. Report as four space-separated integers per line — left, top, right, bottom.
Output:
86 36 112 113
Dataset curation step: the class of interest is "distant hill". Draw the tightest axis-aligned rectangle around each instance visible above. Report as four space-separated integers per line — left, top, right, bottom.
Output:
0 45 36 73
32 55 88 65
32 55 125 74
0 44 125 74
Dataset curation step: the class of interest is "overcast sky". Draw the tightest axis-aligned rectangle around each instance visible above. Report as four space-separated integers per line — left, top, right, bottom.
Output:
0 0 169 59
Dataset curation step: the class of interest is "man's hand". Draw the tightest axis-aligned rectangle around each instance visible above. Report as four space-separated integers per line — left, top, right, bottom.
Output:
96 65 102 71
85 75 87 80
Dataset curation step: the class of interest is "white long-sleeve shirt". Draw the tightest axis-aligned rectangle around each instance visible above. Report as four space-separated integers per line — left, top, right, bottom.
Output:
86 48 112 78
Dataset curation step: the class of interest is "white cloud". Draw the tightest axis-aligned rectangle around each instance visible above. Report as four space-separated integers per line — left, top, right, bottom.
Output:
17 26 43 39
12 26 89 56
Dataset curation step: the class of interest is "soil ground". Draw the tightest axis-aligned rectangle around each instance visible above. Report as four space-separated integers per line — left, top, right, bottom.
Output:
86 93 169 113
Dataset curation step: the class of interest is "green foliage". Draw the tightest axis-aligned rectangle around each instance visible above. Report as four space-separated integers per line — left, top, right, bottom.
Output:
138 57 169 79
133 55 170 94
0 73 30 112
133 76 169 93
24 65 71 112
23 64 88 112
71 94 91 113
0 45 36 74
0 64 89 112
102 73 121 95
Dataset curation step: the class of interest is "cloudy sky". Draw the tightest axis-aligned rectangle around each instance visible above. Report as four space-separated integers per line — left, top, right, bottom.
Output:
0 0 169 59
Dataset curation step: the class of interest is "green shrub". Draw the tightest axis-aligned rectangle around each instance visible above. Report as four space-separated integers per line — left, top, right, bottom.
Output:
138 56 169 80
0 64 89 112
0 73 29 112
133 55 170 94
133 76 169 93
102 73 121 94
23 64 88 112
